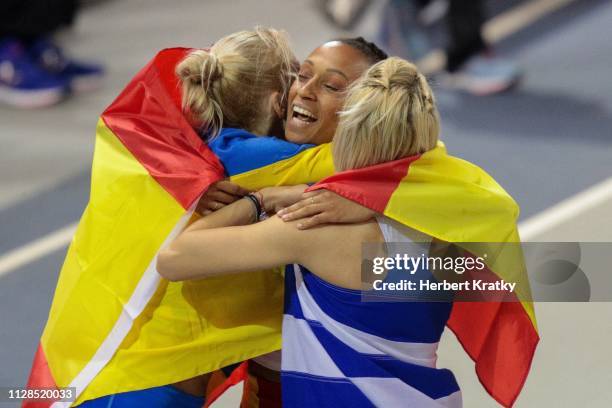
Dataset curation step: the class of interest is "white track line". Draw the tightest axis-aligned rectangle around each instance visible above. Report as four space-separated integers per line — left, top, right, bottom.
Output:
418 0 578 74
0 222 77 277
519 176 612 240
484 0 576 43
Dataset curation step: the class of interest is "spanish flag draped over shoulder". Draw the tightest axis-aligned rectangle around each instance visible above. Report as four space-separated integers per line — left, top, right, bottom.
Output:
25 48 537 408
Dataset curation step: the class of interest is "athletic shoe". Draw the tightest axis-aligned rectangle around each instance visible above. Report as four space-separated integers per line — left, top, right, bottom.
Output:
29 38 105 93
0 38 68 108
442 54 522 96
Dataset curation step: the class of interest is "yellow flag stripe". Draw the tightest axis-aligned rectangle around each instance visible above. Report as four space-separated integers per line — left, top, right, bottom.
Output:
73 133 336 404
384 146 536 327
230 143 334 189
41 120 186 397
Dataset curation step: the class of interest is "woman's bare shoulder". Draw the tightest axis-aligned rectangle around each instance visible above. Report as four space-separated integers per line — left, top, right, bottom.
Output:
293 219 384 289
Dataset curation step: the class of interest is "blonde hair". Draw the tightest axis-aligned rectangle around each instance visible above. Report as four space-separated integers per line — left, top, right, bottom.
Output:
176 27 296 138
332 57 439 171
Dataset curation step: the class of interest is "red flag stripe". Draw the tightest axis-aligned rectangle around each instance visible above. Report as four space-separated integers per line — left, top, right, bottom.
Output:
22 343 57 408
101 48 225 210
448 302 539 407
204 362 248 408
307 154 419 212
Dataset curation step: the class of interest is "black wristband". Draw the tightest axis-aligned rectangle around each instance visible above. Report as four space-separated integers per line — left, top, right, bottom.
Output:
244 194 262 222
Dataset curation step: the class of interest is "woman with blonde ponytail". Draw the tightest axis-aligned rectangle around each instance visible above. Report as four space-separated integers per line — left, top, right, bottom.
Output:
77 27 300 408
158 57 462 407
332 57 439 172
176 27 297 139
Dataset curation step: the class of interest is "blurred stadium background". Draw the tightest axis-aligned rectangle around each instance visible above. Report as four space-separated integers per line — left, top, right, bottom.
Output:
0 0 610 406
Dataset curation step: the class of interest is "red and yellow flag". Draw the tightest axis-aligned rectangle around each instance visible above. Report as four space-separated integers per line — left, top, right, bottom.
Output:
309 147 539 407
24 48 332 407
25 48 536 408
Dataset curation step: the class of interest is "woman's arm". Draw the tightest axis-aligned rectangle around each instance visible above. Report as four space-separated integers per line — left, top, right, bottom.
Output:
157 198 306 281
258 184 308 214
189 194 259 231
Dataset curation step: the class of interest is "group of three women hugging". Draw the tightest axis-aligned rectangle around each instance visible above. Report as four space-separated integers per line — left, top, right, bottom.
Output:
82 27 462 407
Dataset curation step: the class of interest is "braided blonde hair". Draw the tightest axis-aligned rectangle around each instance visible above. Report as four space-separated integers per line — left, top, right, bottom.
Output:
176 27 296 139
332 57 439 171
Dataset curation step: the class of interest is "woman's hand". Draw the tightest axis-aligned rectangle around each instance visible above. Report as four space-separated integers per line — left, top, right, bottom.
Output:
197 180 250 215
258 185 308 214
277 190 376 229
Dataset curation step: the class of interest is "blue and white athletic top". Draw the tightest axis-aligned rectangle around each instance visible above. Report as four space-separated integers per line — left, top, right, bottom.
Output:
281 217 462 407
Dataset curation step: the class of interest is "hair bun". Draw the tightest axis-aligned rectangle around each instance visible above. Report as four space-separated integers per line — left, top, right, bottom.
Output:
333 56 439 172
358 57 421 91
204 52 224 82
176 49 224 88
176 27 297 139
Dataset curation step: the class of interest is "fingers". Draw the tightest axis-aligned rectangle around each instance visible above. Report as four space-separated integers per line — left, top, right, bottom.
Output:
207 201 226 210
215 180 250 197
207 189 239 205
195 199 208 215
277 201 332 229
277 190 329 215
196 181 248 216
276 190 330 219
276 190 350 229
197 199 226 213
296 213 331 230
278 203 321 222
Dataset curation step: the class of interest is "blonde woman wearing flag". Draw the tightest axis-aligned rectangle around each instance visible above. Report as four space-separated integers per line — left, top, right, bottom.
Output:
74 27 297 408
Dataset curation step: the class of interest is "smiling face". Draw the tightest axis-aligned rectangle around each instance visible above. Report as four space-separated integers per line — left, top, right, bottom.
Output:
284 41 372 145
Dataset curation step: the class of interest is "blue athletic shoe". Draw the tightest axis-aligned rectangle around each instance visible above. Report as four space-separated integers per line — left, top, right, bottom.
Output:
29 38 105 93
0 38 68 108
